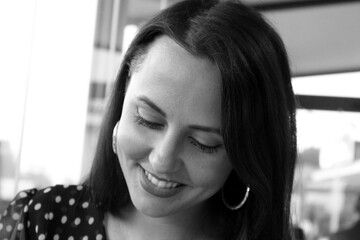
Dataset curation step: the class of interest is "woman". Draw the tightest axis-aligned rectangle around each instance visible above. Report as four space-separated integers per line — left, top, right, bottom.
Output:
0 0 297 239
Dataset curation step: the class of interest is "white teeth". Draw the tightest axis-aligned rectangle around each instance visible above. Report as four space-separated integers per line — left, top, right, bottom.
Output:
144 170 180 189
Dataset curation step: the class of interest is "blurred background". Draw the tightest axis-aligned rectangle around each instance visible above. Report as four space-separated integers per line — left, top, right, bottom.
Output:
0 0 359 239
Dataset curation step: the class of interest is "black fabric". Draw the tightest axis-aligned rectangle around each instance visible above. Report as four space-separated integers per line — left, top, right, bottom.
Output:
0 185 106 240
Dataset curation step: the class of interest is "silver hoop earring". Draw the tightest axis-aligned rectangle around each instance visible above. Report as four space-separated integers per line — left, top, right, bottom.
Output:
222 186 250 210
112 121 119 154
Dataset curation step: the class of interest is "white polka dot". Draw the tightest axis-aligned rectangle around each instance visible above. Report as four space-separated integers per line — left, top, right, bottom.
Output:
19 192 28 198
69 198 75 206
82 236 88 240
34 203 42 211
24 205 29 213
29 199 33 205
53 234 60 240
77 185 83 191
61 216 67 224
88 217 94 225
0 223 3 230
12 213 20 220
10 201 15 206
96 234 103 240
63 185 69 188
49 212 54 220
6 225 12 232
74 217 81 225
3 210 7 216
82 202 89 208
35 225 38 233
44 213 49 220
43 188 51 193
68 236 74 240
17 223 24 231
27 221 31 227
55 196 62 203
38 233 45 240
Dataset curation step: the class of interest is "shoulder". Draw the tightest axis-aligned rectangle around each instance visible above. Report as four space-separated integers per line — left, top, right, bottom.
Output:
1 184 105 240
19 185 93 222
25 184 92 216
0 188 38 239
27 184 90 209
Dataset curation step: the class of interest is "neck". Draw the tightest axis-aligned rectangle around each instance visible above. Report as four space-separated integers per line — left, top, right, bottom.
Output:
105 202 217 240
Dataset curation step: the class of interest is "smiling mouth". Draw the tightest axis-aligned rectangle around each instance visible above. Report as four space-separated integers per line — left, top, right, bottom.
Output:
143 170 183 189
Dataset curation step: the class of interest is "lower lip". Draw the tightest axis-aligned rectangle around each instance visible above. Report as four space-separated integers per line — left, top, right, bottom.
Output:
138 167 184 198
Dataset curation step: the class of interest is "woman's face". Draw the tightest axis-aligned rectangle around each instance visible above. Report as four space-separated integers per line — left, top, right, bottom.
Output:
114 36 232 218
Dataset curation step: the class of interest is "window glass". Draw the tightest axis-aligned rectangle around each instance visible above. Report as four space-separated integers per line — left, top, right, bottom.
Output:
293 72 360 239
0 0 97 213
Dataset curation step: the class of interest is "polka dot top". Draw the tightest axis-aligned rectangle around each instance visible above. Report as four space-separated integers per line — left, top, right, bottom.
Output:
0 185 106 240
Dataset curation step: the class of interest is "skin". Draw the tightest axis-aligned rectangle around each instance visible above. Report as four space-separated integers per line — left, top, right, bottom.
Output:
108 36 233 239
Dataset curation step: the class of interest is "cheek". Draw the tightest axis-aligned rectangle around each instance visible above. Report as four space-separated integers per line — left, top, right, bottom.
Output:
188 155 232 189
116 116 151 161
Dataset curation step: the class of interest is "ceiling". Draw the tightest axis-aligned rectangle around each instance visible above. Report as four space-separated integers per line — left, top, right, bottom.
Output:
124 0 360 77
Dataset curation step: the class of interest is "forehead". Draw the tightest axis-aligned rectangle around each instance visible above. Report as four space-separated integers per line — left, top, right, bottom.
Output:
127 36 222 125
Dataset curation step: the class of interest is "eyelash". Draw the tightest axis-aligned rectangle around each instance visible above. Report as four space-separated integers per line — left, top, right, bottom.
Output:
133 114 220 154
189 137 220 154
134 114 163 130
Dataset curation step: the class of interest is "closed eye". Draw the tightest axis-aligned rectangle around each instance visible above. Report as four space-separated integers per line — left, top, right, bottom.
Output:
134 114 163 130
189 137 221 154
134 111 221 154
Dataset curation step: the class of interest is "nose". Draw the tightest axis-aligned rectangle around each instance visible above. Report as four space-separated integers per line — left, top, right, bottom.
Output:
148 131 183 174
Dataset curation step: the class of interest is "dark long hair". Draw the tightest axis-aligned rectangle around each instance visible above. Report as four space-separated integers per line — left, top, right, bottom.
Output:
86 0 297 239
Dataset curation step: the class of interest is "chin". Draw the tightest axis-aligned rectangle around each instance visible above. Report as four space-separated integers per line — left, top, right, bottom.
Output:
132 197 179 218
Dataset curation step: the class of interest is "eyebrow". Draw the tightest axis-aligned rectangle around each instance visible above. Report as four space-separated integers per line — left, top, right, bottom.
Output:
137 95 221 135
137 96 167 117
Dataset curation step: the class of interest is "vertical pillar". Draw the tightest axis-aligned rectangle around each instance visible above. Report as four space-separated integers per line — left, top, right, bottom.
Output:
106 0 129 91
329 179 346 232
